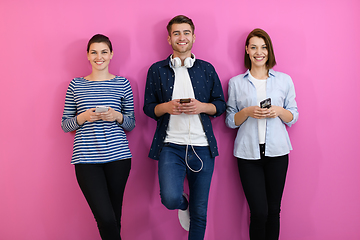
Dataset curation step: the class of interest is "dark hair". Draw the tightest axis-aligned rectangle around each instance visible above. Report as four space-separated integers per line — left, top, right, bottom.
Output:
86 34 113 52
244 28 276 70
167 15 195 36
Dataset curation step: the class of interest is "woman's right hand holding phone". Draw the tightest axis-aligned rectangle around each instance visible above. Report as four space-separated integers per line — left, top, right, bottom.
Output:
246 106 271 119
234 106 270 126
77 108 102 125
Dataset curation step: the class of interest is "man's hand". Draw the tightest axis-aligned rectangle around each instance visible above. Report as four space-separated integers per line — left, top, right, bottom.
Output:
154 100 182 117
179 98 216 115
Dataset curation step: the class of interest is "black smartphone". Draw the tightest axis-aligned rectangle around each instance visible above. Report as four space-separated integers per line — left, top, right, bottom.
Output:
180 98 191 104
260 98 271 109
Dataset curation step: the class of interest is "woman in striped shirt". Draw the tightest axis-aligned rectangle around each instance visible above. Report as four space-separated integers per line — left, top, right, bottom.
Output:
61 34 135 240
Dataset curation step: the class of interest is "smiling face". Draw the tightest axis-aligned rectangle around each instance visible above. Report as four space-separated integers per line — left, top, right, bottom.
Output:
87 42 113 72
246 36 268 70
167 23 195 59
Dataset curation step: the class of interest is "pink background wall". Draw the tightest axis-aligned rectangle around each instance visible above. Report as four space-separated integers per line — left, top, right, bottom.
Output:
1 0 359 239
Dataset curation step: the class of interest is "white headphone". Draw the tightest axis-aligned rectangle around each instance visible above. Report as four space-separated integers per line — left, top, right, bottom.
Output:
171 54 196 68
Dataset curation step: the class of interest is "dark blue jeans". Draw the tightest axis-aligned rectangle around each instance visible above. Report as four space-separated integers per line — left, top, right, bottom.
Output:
159 143 214 240
238 145 288 240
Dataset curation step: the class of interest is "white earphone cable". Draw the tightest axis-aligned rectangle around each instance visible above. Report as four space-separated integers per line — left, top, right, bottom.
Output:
184 115 203 172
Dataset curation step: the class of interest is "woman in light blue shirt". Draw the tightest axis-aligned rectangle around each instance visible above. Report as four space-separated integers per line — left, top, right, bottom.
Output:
226 28 298 240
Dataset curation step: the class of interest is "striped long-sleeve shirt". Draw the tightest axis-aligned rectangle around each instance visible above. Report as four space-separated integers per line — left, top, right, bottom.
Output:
61 76 135 164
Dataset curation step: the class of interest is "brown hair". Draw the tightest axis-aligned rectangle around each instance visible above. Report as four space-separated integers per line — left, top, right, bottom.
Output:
167 15 195 36
244 28 276 70
87 34 113 52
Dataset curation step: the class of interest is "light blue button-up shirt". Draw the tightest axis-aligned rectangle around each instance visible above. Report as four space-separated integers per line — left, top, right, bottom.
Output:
225 69 299 159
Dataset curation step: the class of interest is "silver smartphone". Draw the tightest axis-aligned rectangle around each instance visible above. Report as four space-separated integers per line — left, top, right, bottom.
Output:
95 106 109 113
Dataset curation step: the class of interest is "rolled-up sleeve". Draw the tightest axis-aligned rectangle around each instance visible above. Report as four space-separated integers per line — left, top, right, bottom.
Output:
225 78 240 129
118 78 135 132
209 69 226 118
143 65 160 121
61 81 80 133
283 76 299 127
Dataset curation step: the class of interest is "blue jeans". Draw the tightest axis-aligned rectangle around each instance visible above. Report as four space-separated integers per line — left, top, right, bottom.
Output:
158 143 215 240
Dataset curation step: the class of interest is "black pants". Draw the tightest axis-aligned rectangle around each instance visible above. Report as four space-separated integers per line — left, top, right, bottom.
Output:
238 145 288 240
75 159 131 240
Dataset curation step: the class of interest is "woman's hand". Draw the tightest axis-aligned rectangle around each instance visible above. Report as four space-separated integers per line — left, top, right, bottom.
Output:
99 107 124 124
77 108 102 125
267 106 282 118
268 106 293 123
76 107 124 125
246 106 271 119
235 105 293 126
234 106 269 126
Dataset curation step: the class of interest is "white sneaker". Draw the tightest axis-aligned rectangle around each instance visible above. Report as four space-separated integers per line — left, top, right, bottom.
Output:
178 193 190 231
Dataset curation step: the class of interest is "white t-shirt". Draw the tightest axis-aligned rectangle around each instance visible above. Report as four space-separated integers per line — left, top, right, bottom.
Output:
248 72 267 144
164 66 208 146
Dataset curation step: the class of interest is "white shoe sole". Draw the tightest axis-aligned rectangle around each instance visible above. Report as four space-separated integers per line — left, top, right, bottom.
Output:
178 193 190 231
